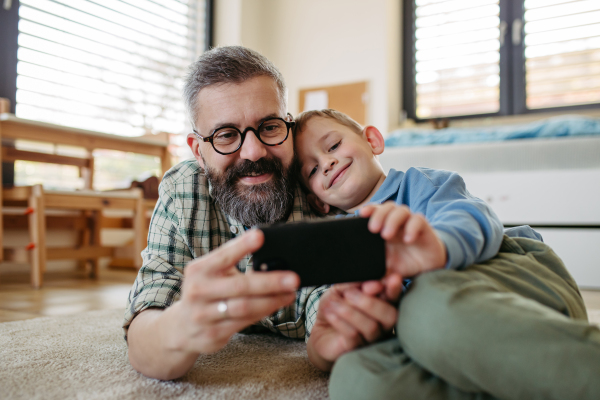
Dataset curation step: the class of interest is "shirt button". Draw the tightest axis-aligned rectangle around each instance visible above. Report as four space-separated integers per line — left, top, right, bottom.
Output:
230 225 239 234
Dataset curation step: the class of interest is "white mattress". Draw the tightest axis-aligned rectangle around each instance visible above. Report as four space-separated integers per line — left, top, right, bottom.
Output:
379 136 600 173
379 135 600 288
379 135 600 225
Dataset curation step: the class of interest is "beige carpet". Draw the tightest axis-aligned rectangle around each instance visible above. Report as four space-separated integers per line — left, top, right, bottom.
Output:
2 309 599 400
0 309 329 400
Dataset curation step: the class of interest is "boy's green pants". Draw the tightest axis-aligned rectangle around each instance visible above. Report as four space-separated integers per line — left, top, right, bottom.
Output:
329 236 600 400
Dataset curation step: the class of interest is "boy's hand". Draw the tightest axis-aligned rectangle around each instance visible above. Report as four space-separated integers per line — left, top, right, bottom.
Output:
360 202 447 278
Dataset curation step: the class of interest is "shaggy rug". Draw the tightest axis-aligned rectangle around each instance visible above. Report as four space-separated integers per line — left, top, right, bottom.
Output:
0 309 329 400
1 309 599 400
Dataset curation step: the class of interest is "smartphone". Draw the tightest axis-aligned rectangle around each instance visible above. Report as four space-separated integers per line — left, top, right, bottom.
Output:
252 217 386 287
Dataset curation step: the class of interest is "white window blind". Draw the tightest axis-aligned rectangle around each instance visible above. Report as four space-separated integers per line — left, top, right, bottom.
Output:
524 0 600 109
16 0 206 137
414 0 501 119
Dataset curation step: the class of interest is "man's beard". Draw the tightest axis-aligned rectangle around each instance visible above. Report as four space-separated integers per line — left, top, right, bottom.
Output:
203 156 297 227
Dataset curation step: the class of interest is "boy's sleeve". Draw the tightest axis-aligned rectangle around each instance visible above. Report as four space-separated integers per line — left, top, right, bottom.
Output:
406 168 504 269
122 177 194 340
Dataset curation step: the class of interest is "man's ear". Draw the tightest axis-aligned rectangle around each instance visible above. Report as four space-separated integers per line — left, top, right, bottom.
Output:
187 133 205 168
307 193 331 215
362 126 385 156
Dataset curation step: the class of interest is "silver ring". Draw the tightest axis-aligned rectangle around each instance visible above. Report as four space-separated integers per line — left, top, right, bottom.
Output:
217 300 228 319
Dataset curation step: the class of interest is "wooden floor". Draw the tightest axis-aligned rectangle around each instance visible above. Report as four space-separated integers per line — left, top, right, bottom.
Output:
1 269 599 323
0 268 138 323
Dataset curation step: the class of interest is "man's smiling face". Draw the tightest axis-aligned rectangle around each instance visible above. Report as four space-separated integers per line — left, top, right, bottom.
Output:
187 76 297 226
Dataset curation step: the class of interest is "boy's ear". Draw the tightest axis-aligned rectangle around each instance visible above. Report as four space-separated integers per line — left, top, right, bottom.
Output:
362 126 385 156
307 193 331 215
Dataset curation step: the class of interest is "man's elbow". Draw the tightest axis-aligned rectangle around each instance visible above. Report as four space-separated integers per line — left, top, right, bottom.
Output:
128 349 189 381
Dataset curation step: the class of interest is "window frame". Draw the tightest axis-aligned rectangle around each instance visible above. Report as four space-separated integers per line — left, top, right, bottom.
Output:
0 0 19 115
402 0 600 122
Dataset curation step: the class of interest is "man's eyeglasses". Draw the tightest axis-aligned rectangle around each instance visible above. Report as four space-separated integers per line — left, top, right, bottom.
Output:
193 114 295 155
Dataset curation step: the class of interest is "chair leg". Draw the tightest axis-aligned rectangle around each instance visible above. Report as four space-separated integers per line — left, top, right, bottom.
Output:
132 194 145 269
89 210 101 279
0 166 3 264
28 184 46 289
78 211 92 271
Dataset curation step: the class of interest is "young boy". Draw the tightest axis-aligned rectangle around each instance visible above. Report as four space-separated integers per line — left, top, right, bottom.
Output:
294 109 599 400
294 108 516 276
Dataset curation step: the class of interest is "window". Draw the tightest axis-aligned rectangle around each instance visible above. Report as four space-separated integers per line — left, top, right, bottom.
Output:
403 0 600 120
15 0 211 136
1 0 212 190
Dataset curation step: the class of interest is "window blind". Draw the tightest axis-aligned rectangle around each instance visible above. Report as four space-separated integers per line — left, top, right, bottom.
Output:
16 0 206 136
413 0 501 119
524 0 600 109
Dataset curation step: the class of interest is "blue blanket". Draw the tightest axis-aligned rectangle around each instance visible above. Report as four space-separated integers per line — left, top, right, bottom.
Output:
384 115 600 147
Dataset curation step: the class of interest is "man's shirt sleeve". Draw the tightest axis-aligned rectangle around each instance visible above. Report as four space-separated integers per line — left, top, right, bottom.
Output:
122 176 193 339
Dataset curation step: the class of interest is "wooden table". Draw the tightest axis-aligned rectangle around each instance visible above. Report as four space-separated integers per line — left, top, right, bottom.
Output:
0 114 171 272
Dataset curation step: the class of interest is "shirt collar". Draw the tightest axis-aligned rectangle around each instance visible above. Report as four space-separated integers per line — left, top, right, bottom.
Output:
368 169 404 204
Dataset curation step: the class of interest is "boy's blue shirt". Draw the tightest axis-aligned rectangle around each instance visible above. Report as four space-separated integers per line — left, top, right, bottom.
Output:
362 168 541 270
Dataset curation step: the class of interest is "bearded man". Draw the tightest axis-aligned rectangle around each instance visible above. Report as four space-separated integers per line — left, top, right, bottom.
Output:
124 46 401 380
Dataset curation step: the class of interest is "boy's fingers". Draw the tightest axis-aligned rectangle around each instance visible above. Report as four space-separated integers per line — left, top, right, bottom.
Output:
403 213 426 243
189 229 264 275
367 202 396 233
358 205 376 217
381 206 412 240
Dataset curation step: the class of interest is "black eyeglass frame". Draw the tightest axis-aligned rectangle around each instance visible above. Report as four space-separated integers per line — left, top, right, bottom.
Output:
193 113 295 155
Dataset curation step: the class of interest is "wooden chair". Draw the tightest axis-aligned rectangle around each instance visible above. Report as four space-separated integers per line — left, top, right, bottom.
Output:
0 112 171 287
2 185 145 288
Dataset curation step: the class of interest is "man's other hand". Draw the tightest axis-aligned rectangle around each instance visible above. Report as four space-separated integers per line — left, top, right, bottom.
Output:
306 274 402 372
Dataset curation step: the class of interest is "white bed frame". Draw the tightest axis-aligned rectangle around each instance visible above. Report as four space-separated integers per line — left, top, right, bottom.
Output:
379 136 600 289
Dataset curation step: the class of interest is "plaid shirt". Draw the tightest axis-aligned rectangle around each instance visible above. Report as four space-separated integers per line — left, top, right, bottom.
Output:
123 158 329 341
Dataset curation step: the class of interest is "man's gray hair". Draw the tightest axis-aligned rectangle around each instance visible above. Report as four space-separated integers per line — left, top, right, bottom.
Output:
183 46 287 130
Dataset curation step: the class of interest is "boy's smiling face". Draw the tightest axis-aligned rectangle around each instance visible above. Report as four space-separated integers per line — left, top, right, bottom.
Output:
295 116 386 213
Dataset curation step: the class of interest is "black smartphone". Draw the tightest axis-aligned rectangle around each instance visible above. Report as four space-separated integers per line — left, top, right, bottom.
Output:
252 217 386 287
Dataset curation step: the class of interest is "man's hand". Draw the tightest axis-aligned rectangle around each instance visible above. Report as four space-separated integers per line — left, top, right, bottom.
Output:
360 202 447 278
128 229 300 379
306 274 402 371
169 229 300 353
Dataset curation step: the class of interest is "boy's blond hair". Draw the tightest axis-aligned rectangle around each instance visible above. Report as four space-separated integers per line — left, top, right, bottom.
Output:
294 109 363 137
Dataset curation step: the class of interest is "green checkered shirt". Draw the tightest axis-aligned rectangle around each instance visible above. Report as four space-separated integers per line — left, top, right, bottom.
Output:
123 158 329 341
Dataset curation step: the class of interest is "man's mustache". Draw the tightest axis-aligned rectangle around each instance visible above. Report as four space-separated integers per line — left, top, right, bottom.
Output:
225 158 283 183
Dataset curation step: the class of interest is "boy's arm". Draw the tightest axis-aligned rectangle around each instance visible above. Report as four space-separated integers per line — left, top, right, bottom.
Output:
396 168 504 270
420 169 504 269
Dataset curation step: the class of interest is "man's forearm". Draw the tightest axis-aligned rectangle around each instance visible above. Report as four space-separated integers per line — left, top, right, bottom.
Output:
127 306 199 380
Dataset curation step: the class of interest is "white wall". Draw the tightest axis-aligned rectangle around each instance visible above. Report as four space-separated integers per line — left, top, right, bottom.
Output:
213 0 402 134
